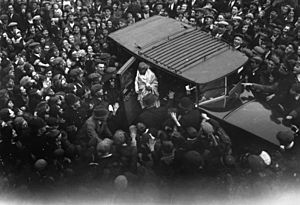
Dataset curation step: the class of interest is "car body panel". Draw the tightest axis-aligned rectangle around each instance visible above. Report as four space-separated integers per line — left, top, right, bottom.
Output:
200 100 291 146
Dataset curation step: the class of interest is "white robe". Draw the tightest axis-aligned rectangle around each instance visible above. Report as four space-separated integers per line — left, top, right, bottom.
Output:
134 68 159 103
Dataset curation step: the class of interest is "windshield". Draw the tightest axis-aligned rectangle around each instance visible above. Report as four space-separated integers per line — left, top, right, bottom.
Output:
198 71 245 111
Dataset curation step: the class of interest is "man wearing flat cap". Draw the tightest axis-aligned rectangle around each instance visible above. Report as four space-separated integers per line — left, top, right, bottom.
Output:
33 15 45 35
135 62 159 108
29 42 50 72
244 55 281 101
240 55 263 85
232 33 245 50
213 20 231 42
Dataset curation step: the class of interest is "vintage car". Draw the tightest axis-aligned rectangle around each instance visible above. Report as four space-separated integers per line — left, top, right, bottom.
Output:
109 16 292 148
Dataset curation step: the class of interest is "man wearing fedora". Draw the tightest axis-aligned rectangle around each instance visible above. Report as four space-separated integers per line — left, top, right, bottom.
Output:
76 106 113 157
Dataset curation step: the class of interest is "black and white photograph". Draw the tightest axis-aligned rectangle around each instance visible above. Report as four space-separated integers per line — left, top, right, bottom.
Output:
0 0 300 204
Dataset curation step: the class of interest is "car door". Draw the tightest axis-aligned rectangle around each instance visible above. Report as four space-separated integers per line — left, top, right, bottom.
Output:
117 56 142 125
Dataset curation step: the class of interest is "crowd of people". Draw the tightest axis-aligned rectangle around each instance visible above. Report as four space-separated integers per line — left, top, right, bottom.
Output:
0 0 300 196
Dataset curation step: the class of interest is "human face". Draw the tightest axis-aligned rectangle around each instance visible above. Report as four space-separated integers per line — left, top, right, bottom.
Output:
270 10 278 19
81 36 88 45
285 44 295 54
189 18 196 26
232 6 238 15
233 36 243 47
73 25 80 34
96 63 105 73
68 14 74 22
103 29 109 37
144 5 150 13
6 78 14 89
205 17 213 25
46 70 53 78
267 60 276 70
127 12 133 19
105 9 111 17
22 120 28 129
43 29 49 37
107 21 113 28
82 16 89 25
281 6 289 15
63 40 70 48
32 71 39 80
294 62 300 73
107 0 112 6
8 5 14 14
272 28 281 36
44 45 50 52
34 45 41 54
278 63 289 75
64 27 70 36
138 67 147 75
181 4 187 12
244 18 251 25
289 9 295 17
101 22 106 29
242 25 249 33
96 88 104 96
283 26 290 33
73 100 81 109
61 76 67 85
87 46 93 54
69 35 75 44
113 3 118 10
7 100 14 109
217 15 224 22
29 26 36 34
53 48 60 57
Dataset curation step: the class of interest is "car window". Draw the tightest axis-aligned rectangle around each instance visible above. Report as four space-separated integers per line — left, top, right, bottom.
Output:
198 72 244 111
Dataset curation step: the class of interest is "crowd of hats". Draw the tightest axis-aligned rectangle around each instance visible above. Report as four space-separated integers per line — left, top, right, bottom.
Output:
0 0 300 194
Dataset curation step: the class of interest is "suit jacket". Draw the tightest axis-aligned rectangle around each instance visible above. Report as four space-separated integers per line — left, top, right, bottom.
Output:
135 106 169 130
141 11 153 19
7 13 21 24
179 108 203 130
166 3 178 18
77 116 112 147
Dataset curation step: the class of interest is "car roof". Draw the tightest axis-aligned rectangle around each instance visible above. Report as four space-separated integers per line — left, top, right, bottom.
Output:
109 16 248 84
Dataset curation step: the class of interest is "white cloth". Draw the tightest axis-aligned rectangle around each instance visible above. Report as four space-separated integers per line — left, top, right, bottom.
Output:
134 68 159 102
